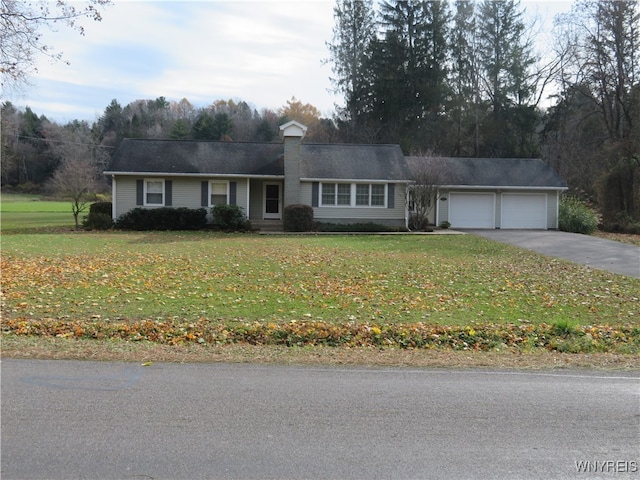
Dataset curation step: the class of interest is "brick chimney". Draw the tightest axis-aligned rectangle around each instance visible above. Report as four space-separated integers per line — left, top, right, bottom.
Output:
279 121 307 208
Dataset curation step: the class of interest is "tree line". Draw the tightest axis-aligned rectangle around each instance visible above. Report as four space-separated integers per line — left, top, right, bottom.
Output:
0 96 338 190
326 0 638 228
1 0 638 229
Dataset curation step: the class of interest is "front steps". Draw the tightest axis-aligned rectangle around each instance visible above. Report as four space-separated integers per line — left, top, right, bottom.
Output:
252 219 284 233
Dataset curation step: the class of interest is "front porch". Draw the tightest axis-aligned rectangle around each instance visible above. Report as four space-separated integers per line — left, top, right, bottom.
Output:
248 179 284 223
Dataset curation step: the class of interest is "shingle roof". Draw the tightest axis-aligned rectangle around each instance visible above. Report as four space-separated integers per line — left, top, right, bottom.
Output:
106 139 565 188
106 138 411 181
300 143 411 181
106 139 285 176
406 156 566 188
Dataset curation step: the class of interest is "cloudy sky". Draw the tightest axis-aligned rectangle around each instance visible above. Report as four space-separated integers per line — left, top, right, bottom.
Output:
5 0 572 124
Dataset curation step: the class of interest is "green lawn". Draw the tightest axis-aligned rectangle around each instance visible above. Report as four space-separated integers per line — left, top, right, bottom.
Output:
2 195 638 356
2 231 638 327
1 194 77 231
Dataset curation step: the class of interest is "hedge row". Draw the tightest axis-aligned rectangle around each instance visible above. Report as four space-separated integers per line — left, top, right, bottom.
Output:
115 207 208 230
3 318 638 354
83 204 252 231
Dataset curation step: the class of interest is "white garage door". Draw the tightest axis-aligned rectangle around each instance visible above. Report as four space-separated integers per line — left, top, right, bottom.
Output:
449 193 495 228
501 193 547 229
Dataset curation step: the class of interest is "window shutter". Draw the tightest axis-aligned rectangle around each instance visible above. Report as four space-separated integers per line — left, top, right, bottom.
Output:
201 181 208 207
387 183 395 208
165 180 172 206
229 182 237 205
136 180 143 205
312 182 319 207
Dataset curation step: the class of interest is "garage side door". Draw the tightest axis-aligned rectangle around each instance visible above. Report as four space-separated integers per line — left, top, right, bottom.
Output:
449 193 495 228
501 193 547 229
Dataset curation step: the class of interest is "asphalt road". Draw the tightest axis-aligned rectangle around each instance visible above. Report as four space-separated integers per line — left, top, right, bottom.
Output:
2 360 639 480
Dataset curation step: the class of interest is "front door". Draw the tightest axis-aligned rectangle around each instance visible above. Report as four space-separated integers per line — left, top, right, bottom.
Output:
264 183 281 219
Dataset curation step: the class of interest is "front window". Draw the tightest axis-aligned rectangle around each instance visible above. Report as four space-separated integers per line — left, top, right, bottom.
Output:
371 184 386 206
145 179 164 205
337 184 351 205
321 183 336 205
356 184 369 206
210 182 228 206
320 183 387 207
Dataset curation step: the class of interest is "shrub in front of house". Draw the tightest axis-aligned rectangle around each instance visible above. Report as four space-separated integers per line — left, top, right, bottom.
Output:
283 204 315 231
83 202 114 230
115 208 150 230
408 215 430 231
89 201 113 216
83 213 113 230
115 207 208 231
558 196 598 234
210 204 251 231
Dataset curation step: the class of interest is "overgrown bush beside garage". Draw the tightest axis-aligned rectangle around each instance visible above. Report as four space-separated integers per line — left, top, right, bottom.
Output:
558 196 598 234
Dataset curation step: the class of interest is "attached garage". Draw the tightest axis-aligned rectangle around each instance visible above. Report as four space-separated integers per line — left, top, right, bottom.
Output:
501 193 548 229
448 192 495 228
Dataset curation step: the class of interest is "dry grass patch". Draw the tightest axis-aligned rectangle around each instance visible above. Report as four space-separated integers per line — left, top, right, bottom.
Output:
2 335 639 370
592 231 640 246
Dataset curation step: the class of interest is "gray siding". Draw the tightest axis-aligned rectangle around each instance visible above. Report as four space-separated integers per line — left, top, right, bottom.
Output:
437 189 450 225
172 179 202 209
234 179 249 214
115 177 138 218
300 182 407 225
548 191 559 229
113 176 249 219
249 179 263 220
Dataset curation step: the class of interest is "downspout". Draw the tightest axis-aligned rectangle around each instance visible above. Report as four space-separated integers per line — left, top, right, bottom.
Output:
111 175 117 221
246 179 251 219
434 188 439 228
405 185 409 230
555 190 560 229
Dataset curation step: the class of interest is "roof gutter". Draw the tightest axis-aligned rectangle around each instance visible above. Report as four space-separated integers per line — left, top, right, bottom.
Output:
438 185 568 191
301 177 414 184
104 171 285 179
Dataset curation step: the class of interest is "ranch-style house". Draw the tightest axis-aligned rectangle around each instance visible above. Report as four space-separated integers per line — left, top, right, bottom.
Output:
104 120 567 230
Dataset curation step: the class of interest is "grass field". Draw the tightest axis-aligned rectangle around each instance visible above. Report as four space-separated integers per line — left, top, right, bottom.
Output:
2 231 638 326
2 194 639 364
1 194 77 231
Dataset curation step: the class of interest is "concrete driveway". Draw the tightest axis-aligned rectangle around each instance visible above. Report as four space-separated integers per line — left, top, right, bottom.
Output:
467 230 640 278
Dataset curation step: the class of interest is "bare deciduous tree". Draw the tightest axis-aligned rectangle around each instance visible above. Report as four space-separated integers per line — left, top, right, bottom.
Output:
553 0 639 145
48 127 106 228
50 154 100 228
406 155 450 231
1 0 111 91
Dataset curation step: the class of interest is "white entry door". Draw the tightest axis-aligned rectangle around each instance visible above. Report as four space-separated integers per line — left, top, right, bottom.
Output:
448 192 495 228
263 183 282 219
